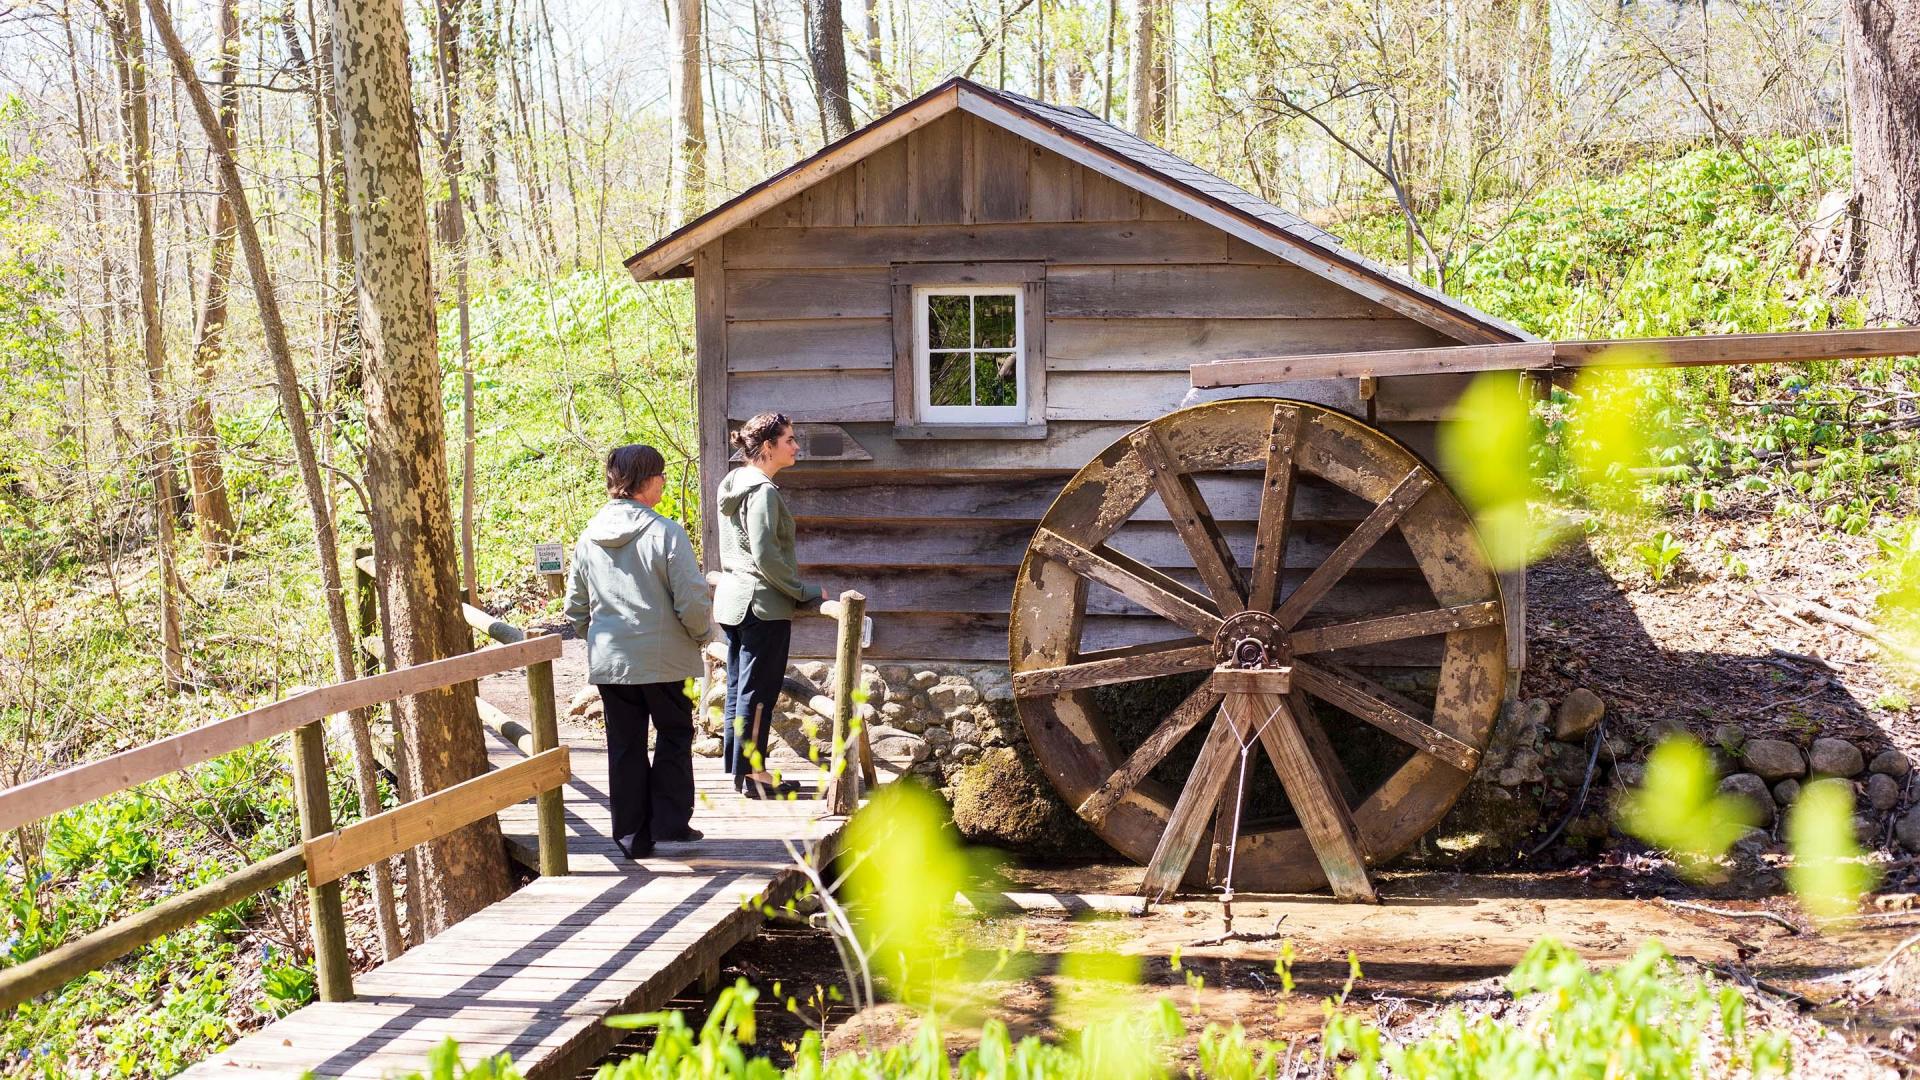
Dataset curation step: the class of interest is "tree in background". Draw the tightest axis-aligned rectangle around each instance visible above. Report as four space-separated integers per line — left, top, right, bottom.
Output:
669 0 708 222
1845 0 1920 323
805 0 856 142
180 0 238 564
330 0 512 931
1127 0 1164 139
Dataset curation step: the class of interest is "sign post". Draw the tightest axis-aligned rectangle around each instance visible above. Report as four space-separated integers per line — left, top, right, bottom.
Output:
534 542 565 597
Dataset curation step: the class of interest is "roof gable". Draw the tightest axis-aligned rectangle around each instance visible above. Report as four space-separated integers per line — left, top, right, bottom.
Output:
626 78 1528 345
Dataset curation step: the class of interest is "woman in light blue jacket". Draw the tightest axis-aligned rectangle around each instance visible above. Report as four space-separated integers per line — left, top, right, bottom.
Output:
565 444 712 859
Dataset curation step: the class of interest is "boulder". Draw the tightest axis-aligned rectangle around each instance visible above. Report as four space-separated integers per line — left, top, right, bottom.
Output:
1772 778 1801 807
1869 749 1912 780
911 670 940 690
1553 688 1605 742
1897 804 1920 853
865 727 930 773
927 683 980 710
1717 773 1775 828
693 737 723 758
1711 722 1747 753
1866 772 1902 813
568 685 602 716
1741 738 1806 781
949 746 1107 858
1808 737 1865 778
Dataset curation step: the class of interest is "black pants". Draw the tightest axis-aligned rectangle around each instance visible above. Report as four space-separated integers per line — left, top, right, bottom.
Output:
597 682 694 852
721 614 792 778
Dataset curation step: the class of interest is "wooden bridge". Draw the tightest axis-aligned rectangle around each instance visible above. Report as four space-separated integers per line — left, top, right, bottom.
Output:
0 577 878 1079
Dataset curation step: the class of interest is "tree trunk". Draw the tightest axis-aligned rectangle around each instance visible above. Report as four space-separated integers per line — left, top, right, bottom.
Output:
804 0 855 143
434 0 479 607
107 0 187 688
862 0 888 114
1126 0 1163 139
669 0 708 223
1845 0 1920 323
327 0 513 933
144 0 412 961
183 0 240 563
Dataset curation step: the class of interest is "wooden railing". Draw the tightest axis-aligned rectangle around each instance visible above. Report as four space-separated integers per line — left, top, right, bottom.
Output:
0 618 567 1012
704 575 877 814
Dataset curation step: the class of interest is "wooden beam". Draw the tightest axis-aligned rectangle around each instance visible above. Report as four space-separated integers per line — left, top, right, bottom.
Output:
1077 683 1221 826
1249 693 1376 902
303 747 571 886
1012 643 1218 696
0 846 303 1012
1191 327 1920 388
525 633 568 878
827 590 868 815
1141 710 1244 900
0 634 562 833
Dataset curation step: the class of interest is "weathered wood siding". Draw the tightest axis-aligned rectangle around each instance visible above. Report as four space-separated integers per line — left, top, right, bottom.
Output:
699 110 1479 661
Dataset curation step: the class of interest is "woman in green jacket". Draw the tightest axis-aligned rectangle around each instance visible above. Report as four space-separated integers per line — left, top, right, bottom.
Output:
714 412 822 798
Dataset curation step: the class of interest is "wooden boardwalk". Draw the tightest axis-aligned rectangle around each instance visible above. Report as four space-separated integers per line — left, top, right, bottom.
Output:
182 653 844 1079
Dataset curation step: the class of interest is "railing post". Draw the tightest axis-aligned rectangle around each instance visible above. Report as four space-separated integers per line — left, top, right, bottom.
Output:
290 720 354 1001
827 590 867 815
525 631 568 877
353 544 379 676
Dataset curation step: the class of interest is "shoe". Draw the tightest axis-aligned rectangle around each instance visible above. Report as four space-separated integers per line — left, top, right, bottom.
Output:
732 774 747 795
617 841 654 860
747 777 801 799
656 828 704 843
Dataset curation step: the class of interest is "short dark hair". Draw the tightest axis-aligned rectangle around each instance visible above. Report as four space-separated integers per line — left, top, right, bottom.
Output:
606 444 666 499
730 412 792 462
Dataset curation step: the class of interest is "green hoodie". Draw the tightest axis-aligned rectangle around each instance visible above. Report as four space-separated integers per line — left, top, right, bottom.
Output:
713 465 822 624
565 500 712 684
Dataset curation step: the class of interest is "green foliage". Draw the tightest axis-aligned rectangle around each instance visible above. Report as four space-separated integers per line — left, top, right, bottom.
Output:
1784 779 1876 920
1632 531 1687 583
1324 939 1789 1078
1870 518 1920 677
1619 735 1759 876
1437 371 1540 571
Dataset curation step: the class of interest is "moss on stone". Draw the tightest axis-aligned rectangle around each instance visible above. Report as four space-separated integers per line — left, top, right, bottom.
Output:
949 746 1110 859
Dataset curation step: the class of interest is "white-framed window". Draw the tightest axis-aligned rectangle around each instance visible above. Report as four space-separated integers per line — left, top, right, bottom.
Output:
912 286 1025 424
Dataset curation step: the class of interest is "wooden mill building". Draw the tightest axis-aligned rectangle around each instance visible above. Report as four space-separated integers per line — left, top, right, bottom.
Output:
626 77 1532 666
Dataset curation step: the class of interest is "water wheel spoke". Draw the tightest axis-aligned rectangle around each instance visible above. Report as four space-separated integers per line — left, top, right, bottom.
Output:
1012 642 1217 697
1292 659 1481 773
1141 709 1244 901
1078 684 1224 826
1129 425 1246 611
1288 600 1503 655
1247 405 1303 613
1032 528 1223 638
1246 693 1376 903
1290 687 1359 806
1271 468 1434 631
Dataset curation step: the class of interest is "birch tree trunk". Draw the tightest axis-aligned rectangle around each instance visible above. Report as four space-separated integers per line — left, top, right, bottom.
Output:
183 0 239 563
1845 0 1920 323
805 0 856 143
669 0 708 223
144 0 410 960
107 0 187 688
327 0 512 932
1126 0 1164 139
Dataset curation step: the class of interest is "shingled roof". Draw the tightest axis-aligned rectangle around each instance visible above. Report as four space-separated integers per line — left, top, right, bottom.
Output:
627 78 1530 346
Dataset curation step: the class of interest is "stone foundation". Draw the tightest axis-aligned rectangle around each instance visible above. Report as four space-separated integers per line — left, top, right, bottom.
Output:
577 662 1920 866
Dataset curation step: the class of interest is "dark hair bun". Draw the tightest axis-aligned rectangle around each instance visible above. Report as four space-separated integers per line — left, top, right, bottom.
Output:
733 412 792 461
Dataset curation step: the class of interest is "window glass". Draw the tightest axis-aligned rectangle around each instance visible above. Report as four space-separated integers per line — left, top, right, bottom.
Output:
974 295 1016 348
916 287 1024 423
928 352 971 407
974 353 1018 405
927 295 971 350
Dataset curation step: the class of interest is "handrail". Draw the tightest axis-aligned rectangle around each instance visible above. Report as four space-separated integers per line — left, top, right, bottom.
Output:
0 563 572 1012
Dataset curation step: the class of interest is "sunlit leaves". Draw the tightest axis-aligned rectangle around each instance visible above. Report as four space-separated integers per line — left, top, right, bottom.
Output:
1564 349 1667 517
1618 735 1760 877
842 781 984 1004
1438 371 1539 571
1784 779 1876 920
1870 518 1920 680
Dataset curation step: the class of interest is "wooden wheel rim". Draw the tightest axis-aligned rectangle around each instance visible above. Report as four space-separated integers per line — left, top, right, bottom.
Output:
1008 399 1507 893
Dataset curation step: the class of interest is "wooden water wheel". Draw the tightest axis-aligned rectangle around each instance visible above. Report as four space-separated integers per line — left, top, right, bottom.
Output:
1008 399 1507 902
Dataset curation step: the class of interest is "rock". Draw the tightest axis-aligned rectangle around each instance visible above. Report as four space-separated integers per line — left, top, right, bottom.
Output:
859 672 889 704
865 727 930 771
1808 737 1865 778
949 747 1107 858
1613 762 1645 789
1741 738 1806 781
1867 772 1902 813
911 670 940 690
878 664 912 687
952 742 981 761
693 737 723 758
1553 688 1605 742
1644 718 1689 746
797 660 829 685
941 703 977 725
1772 778 1801 806
879 701 907 722
1711 722 1747 753
927 683 980 709
1870 749 1912 780
1899 805 1920 853
1718 773 1775 827
972 667 1014 702
567 685 602 716
950 719 982 745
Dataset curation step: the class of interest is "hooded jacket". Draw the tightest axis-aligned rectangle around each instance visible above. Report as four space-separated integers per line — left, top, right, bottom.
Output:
565 500 712 685
713 465 822 624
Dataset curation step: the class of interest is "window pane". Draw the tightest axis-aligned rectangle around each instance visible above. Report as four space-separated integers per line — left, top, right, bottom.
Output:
928 351 972 406
974 352 1019 406
927 295 970 350
974 294 1016 348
